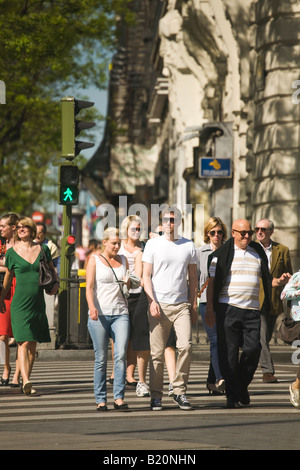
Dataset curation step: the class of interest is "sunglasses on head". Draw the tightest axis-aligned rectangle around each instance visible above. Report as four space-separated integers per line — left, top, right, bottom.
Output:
232 229 254 237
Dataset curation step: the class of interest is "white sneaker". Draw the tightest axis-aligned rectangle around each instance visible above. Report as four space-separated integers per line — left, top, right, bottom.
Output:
289 383 300 409
168 383 173 396
136 381 150 397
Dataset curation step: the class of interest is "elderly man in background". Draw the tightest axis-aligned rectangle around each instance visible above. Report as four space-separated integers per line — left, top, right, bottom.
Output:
255 218 293 383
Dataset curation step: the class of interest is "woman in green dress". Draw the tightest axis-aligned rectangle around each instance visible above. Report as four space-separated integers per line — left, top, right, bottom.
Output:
0 217 59 395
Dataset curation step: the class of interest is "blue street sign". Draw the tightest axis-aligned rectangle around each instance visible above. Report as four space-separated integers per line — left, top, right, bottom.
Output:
199 157 232 178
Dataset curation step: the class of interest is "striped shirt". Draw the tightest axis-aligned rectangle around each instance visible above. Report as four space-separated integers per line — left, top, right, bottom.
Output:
209 245 262 310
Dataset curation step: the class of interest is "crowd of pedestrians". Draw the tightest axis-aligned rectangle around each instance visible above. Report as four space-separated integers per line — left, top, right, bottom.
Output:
85 210 299 412
0 210 299 412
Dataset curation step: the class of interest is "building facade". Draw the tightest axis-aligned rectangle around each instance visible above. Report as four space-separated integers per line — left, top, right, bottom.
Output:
84 0 300 266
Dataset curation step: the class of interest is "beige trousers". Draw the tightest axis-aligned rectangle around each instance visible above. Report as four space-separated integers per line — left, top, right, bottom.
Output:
148 302 192 399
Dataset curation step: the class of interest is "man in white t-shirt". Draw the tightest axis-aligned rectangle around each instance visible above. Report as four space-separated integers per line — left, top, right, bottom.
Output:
142 207 198 411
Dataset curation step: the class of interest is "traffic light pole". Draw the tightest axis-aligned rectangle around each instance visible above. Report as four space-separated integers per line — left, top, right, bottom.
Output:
57 204 72 347
56 96 95 348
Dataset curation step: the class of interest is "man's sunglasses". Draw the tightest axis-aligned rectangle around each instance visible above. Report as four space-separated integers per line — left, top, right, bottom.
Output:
254 227 269 233
232 229 254 237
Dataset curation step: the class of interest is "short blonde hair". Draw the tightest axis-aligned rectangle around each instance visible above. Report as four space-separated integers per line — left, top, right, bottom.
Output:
102 227 119 240
16 216 37 240
120 215 143 239
204 217 227 244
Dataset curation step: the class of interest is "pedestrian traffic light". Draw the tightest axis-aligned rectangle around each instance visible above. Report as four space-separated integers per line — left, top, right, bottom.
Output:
65 234 76 257
58 165 79 205
61 96 95 160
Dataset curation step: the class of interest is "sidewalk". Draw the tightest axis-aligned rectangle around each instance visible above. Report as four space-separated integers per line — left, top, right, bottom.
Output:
34 320 296 364
35 342 294 364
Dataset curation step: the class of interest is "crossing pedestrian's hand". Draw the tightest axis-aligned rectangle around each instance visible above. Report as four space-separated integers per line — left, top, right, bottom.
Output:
149 300 161 319
190 305 197 325
205 307 216 328
89 306 99 321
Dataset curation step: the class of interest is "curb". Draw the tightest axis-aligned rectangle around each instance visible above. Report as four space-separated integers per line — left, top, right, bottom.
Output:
35 345 296 364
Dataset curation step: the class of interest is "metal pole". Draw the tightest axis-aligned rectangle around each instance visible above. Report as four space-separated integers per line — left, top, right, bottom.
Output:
57 204 72 347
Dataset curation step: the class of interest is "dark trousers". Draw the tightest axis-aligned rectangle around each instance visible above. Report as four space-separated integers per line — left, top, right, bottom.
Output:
216 303 261 402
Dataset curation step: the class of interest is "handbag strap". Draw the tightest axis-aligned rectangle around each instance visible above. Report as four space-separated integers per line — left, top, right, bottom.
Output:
40 244 47 261
198 279 209 298
99 254 127 301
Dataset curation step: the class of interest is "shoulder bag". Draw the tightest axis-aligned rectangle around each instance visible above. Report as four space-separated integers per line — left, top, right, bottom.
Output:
39 244 57 294
277 307 300 345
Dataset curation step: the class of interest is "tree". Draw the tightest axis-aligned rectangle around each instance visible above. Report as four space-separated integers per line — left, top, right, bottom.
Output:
0 0 133 213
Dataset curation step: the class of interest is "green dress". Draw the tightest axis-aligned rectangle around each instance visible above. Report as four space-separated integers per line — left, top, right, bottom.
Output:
5 245 51 343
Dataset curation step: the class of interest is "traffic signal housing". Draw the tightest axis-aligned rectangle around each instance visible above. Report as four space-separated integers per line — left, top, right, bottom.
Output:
58 164 79 205
65 234 76 257
61 96 95 160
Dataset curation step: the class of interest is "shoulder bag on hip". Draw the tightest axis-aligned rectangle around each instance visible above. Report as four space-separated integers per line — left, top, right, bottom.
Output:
39 244 57 294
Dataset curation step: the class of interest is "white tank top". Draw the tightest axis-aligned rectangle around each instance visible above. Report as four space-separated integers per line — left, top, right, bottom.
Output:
91 254 128 316
118 243 142 294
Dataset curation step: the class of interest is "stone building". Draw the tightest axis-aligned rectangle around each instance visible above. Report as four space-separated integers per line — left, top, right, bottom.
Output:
83 0 300 266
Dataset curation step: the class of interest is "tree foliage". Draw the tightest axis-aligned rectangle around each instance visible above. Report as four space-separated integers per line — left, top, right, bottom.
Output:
0 0 133 213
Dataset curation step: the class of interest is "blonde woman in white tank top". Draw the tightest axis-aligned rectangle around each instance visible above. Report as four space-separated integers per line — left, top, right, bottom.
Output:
86 228 131 411
118 216 144 386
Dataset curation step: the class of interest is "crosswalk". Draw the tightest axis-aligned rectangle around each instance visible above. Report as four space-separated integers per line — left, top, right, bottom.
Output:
0 359 298 422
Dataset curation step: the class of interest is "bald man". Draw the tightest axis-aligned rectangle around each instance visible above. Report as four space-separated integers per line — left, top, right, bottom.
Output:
205 219 290 408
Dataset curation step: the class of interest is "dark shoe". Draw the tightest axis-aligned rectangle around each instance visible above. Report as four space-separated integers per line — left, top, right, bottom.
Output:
173 394 192 410
150 398 163 411
114 402 129 410
207 383 222 395
1 366 11 386
263 373 278 383
126 380 137 388
10 382 21 388
96 404 108 412
239 389 250 406
226 399 241 409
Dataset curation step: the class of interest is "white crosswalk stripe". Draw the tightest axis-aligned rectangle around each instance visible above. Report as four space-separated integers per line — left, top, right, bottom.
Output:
0 360 298 422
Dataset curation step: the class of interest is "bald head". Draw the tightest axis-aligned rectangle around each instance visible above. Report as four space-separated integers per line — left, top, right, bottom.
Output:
231 219 253 250
232 219 251 231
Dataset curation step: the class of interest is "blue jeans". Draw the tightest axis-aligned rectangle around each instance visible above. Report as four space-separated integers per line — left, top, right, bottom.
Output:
88 314 130 404
199 303 222 382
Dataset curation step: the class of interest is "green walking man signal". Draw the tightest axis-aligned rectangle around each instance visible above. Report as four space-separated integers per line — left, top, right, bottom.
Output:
63 188 74 201
58 164 79 205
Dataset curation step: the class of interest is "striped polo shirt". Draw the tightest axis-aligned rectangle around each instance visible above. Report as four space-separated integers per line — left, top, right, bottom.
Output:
209 244 262 310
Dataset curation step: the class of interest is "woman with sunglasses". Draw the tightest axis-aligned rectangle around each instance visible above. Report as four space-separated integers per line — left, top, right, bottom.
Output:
86 227 131 411
0 217 59 395
196 216 227 394
118 215 145 388
0 213 21 387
